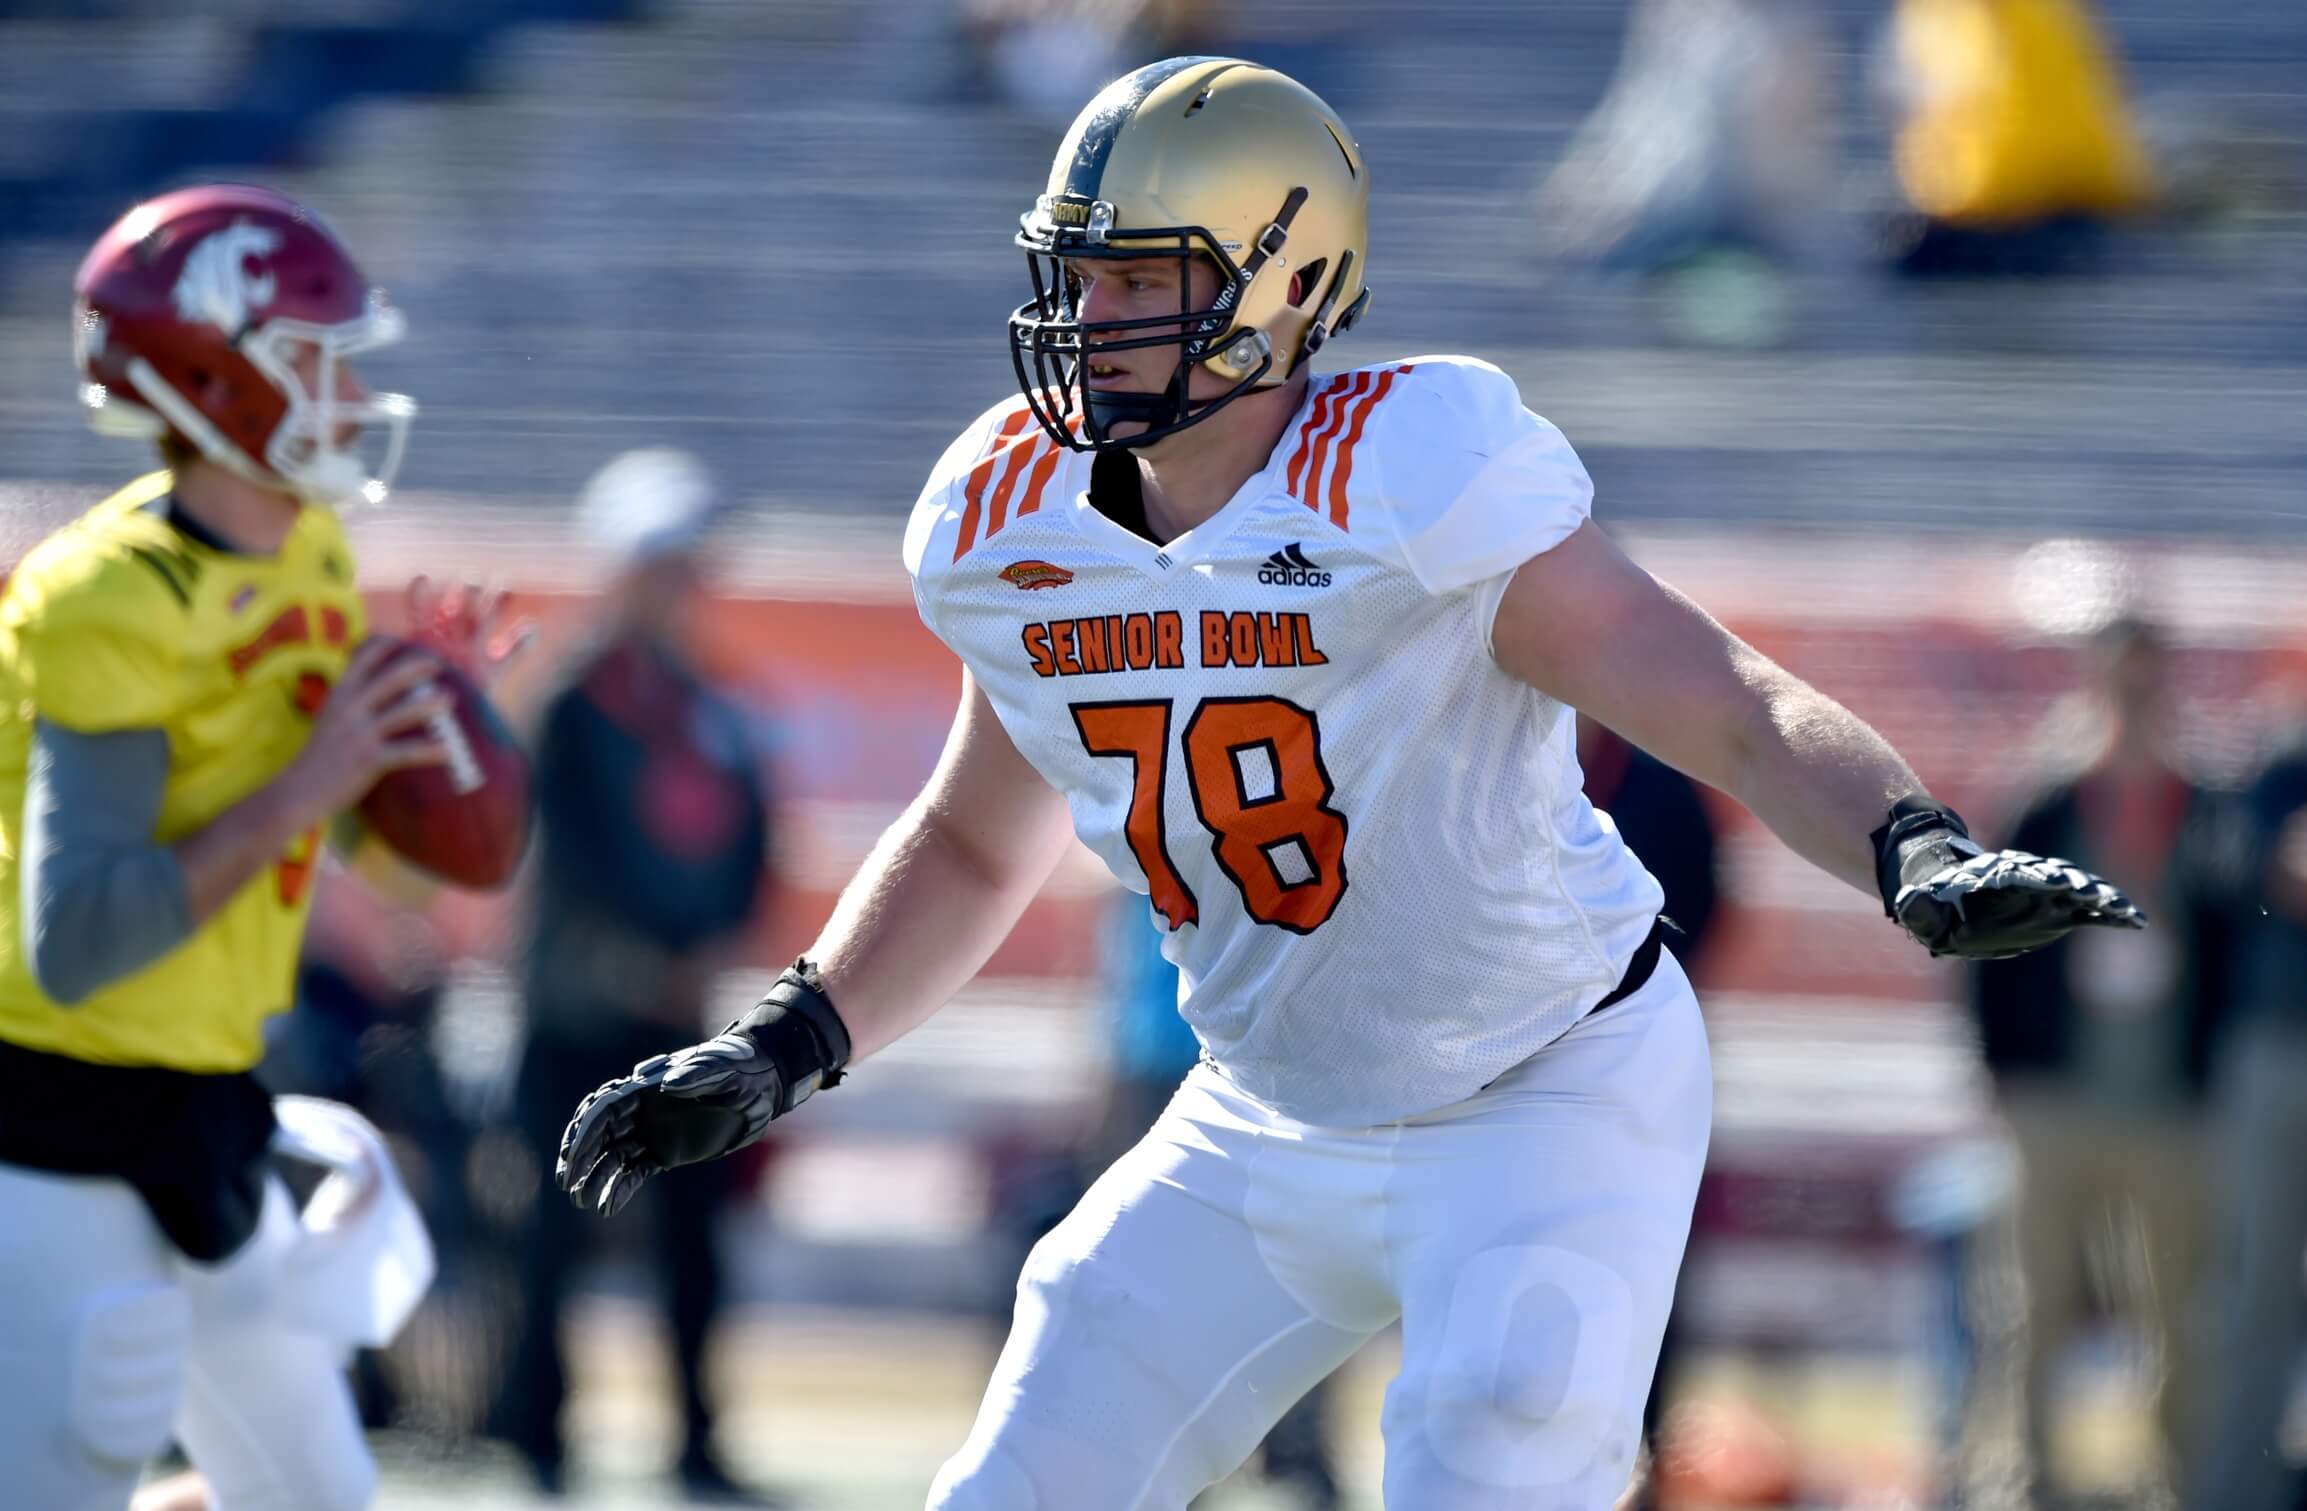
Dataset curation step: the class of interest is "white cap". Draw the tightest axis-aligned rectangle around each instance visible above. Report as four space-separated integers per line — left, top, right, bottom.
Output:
576 447 719 566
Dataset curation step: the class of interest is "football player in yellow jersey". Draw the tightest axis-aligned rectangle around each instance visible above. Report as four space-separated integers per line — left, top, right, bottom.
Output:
0 184 457 1511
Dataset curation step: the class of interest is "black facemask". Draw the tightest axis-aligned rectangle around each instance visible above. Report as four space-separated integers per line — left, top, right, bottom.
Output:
1007 191 1309 452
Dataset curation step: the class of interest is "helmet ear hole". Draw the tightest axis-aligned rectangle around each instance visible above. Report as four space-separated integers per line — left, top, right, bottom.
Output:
1290 259 1326 308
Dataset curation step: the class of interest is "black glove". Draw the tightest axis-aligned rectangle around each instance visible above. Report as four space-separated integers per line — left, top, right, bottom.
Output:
1874 795 2146 960
556 960 851 1217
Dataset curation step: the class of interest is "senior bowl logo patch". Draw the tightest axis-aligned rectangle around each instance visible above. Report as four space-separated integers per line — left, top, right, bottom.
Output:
1000 560 1075 591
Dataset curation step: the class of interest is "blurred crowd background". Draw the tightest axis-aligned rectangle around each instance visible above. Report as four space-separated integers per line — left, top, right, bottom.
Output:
4 0 2306 1507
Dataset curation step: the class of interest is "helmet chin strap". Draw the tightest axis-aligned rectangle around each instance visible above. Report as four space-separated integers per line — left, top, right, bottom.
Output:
1083 366 1192 448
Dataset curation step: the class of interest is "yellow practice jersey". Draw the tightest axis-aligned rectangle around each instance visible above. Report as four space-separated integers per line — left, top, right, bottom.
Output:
0 473 367 1072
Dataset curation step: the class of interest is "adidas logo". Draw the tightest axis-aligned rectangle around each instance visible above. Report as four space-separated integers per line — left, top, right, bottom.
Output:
1257 543 1332 588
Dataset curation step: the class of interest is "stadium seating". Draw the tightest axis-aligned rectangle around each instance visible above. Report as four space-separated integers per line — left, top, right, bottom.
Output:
0 0 2300 531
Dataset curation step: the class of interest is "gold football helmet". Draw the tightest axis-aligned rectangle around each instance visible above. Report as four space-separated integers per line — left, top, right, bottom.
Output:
1009 57 1373 451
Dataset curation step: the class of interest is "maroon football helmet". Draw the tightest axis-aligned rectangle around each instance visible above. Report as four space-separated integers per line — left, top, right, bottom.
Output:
73 183 415 505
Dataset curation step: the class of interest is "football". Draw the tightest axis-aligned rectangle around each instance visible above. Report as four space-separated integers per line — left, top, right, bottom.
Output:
355 638 532 889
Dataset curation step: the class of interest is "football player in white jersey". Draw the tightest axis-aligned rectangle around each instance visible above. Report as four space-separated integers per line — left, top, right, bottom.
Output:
558 57 2141 1509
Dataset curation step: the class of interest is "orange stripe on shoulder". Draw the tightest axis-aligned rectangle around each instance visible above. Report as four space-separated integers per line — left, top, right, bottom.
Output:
953 406 1038 562
1296 370 1373 513
1326 364 1412 531
1285 376 1351 506
981 429 1043 543
1014 413 1083 520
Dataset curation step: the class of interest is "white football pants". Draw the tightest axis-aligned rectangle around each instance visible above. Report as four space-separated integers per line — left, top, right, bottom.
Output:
0 1165 375 1511
930 949 1711 1511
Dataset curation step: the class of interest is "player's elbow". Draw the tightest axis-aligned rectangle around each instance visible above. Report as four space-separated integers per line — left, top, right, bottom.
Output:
1711 653 1815 800
23 846 195 1007
1620 671 1775 807
24 886 131 1005
28 935 101 1006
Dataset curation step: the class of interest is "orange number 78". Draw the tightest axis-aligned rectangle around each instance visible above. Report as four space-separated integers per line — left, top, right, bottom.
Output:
1070 695 1349 936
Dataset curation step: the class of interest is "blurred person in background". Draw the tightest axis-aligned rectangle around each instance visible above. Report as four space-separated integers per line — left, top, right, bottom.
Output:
492 449 779 1504
1579 715 1724 1510
557 58 2140 1511
1537 0 1832 346
1965 616 2231 1507
2192 705 2307 1511
955 0 1223 123
1880 0 2157 276
1885 1129 2022 1507
0 184 469 1511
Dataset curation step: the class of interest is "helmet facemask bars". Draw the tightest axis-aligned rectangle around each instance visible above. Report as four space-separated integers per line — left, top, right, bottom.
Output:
1008 188 1308 452
1004 58 1374 453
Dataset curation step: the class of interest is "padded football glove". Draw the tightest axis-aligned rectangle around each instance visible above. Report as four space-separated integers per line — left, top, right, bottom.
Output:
557 959 851 1217
1873 795 2145 960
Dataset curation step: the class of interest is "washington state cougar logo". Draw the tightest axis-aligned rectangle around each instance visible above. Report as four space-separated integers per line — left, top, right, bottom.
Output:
172 222 281 333
1000 560 1076 591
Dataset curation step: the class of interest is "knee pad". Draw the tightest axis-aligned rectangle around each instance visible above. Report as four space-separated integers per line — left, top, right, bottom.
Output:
1014 1222 1138 1331
68 1282 190 1466
1412 1244 1638 1489
926 1439 1040 1511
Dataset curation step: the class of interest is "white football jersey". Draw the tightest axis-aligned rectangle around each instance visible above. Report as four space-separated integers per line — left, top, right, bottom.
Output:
903 355 1664 1126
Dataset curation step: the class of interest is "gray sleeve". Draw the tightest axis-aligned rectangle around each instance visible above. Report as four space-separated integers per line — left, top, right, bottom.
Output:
21 719 195 1005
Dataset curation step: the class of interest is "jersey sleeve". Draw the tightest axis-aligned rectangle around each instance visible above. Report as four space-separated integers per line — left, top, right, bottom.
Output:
0 536 189 732
901 394 1042 640
1360 356 1594 595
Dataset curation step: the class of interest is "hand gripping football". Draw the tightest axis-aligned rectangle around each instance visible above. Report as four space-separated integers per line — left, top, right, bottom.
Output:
355 637 532 889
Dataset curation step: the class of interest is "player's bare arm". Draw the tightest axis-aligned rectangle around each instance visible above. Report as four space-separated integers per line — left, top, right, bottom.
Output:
558 668 1075 1215
812 669 1079 1056
1489 521 1912 892
1490 519 2143 958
